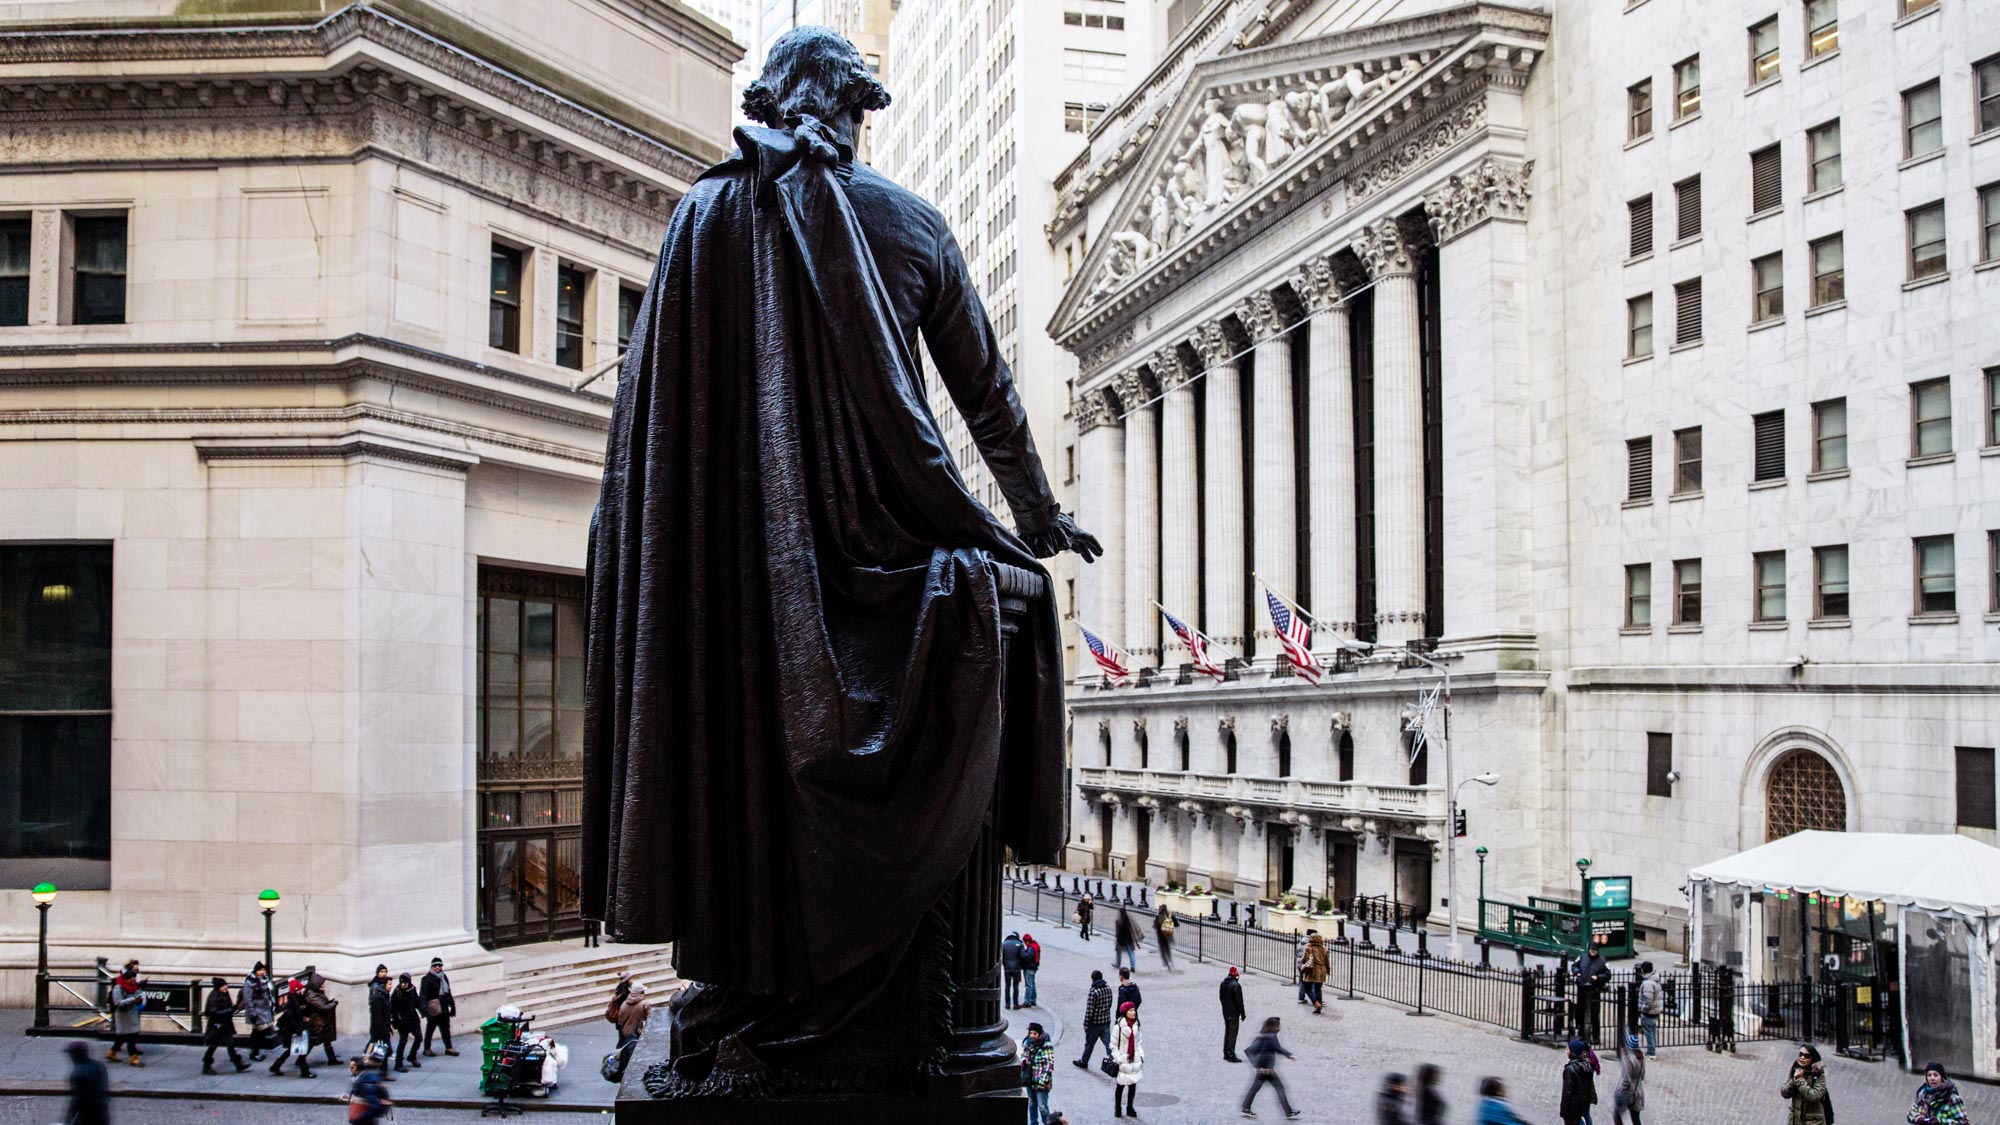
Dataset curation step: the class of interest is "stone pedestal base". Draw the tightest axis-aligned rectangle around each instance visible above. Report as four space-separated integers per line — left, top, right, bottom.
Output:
614 1093 1026 1124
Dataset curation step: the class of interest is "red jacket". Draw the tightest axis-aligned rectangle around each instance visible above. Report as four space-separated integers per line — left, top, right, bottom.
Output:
1022 938 1041 970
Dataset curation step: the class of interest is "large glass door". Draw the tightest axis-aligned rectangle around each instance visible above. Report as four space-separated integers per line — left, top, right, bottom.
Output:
476 568 586 947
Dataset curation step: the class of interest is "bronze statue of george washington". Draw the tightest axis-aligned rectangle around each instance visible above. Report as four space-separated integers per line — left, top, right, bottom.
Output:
581 26 1099 1103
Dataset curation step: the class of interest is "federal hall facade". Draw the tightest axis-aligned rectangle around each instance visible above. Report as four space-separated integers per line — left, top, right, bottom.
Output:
1053 0 2000 946
0 0 732 1012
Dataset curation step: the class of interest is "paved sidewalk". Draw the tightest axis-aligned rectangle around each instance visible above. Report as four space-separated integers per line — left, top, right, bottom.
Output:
0 1007 618 1111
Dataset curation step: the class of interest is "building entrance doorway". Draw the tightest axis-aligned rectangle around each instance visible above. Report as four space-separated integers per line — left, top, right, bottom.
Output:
1327 833 1358 907
1097 804 1114 874
476 567 587 947
1393 839 1434 923
1133 809 1150 881
1266 825 1295 901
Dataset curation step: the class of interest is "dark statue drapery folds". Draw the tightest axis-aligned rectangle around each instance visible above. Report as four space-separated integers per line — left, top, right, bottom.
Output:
580 114 1067 1051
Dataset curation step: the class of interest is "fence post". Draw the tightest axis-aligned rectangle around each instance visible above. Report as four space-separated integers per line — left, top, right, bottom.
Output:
1689 962 1701 1025
1802 978 1816 1043
1834 983 1851 1055
1408 931 1429 1017
1554 963 1572 1040
1519 965 1538 1041
1386 918 1402 954
1343 932 1359 1000
1619 980 1633 1038
1359 921 1373 951
1196 917 1204 964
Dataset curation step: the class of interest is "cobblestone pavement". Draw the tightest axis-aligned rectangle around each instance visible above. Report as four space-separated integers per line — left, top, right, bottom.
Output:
1007 903 1974 1124
0 1094 590 1122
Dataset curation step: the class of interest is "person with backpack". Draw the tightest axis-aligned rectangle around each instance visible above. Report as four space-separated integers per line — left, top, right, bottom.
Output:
616 982 650 1048
605 971 633 1026
240 962 276 1062
1020 1021 1055 1125
1781 1044 1832 1125
391 972 424 1072
1021 933 1043 1007
1002 932 1027 1009
1116 967 1142 1013
1070 970 1113 1071
1299 932 1330 1014
1239 1016 1301 1119
1153 905 1177 971
200 977 251 1075
348 1052 393 1123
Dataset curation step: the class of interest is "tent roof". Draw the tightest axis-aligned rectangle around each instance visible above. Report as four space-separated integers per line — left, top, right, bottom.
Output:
1688 831 2000 920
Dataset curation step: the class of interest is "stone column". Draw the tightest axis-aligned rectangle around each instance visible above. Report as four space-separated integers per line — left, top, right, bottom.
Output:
1115 370 1160 668
1189 320 1245 655
1075 387 1126 670
1354 217 1425 646
1156 348 1200 665
1236 290 1295 663
1289 256 1357 649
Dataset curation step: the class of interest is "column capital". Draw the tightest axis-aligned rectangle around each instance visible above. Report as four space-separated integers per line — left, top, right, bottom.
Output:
1113 368 1153 410
1150 347 1195 391
1352 216 1417 279
1075 385 1122 433
1425 157 1534 245
1186 320 1233 367
1233 290 1288 344
1287 254 1348 315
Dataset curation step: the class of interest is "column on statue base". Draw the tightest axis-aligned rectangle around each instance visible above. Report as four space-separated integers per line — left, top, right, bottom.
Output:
1155 348 1199 666
1236 289 1296 667
1354 217 1425 647
1115 369 1161 670
1188 320 1245 659
1289 255 1357 652
1074 386 1126 673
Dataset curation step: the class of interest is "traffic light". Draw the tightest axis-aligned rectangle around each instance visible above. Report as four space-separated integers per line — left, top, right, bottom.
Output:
1453 809 1468 839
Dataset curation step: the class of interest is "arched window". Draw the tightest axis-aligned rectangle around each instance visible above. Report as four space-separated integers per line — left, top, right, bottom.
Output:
1100 723 1112 767
1176 724 1190 771
1404 729 1428 786
1337 732 1355 782
1136 725 1149 770
1277 731 1292 777
1766 748 1846 841
1224 728 1238 774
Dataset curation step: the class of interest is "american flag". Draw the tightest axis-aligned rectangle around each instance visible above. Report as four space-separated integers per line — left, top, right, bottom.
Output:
1159 607 1226 681
1264 590 1323 684
1078 624 1132 685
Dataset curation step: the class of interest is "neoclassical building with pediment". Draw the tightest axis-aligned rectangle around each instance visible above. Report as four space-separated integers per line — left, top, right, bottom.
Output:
1048 0 2000 951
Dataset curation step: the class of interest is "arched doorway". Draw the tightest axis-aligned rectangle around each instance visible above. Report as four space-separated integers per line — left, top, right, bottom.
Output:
1765 748 1847 841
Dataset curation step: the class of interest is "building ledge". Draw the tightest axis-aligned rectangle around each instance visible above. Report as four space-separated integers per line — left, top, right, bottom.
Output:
1907 451 1956 468
1075 766 1447 823
1904 273 1949 293
1807 467 1849 481
1899 149 1946 172
1801 49 1840 72
1805 299 1847 318
1909 612 1959 625
1802 185 1843 204
1748 620 1789 631
1748 478 1787 491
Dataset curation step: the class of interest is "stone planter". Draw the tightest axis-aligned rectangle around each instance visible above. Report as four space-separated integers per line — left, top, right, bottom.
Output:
1263 906 1310 935
1156 890 1215 919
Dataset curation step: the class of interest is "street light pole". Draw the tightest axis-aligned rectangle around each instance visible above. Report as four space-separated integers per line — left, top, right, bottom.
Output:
257 889 280 976
31 883 56 1030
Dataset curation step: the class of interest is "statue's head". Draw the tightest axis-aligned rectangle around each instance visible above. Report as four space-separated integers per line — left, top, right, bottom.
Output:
742 26 890 128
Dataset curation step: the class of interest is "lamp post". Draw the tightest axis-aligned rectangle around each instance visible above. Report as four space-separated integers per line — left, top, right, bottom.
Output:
257 889 280 975
31 883 55 1029
1447 773 1501 962
1475 845 1489 919
1575 857 1593 958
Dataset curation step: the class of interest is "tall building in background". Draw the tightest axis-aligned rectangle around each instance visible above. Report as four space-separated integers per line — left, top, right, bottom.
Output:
684 0 759 114
874 0 1159 668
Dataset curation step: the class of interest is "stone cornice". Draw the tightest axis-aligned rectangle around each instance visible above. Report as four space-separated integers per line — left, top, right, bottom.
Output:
1074 388 1121 434
1235 291 1286 343
1150 347 1194 391
1424 156 1533 244
193 433 480 475
1352 217 1417 279
1186 321 1232 367
1288 254 1346 314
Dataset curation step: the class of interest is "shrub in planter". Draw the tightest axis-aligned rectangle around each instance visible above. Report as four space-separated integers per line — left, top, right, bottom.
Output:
1316 897 1334 915
1279 893 1300 911
1189 884 1207 896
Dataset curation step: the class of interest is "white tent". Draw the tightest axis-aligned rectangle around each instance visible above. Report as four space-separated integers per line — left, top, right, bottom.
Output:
1688 831 2000 1079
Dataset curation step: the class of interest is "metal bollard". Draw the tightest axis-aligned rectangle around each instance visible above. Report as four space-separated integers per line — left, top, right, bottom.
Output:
1138 887 1149 907
1228 902 1240 925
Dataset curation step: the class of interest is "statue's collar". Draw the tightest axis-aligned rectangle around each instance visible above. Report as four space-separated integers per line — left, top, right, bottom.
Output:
715 117 854 207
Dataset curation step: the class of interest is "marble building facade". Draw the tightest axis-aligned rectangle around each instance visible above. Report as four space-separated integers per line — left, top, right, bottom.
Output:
0 0 733 1022
1051 0 2000 948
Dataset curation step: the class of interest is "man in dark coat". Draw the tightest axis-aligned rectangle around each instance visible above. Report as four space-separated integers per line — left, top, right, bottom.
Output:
1572 942 1612 1042
65 1041 109 1125
1559 1038 1598 1125
1219 966 1248 1062
419 958 457 1057
240 962 276 1061
1116 967 1142 1014
201 977 250 1074
581 24 1097 1095
302 974 340 1065
1071 970 1114 1070
1001 932 1026 1010
366 965 396 1082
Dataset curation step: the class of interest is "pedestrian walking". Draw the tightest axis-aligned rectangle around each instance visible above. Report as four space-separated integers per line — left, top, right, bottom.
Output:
1634 962 1663 1057
349 1055 393 1123
1022 933 1043 1006
1572 942 1611 1043
616 982 650 1048
391 972 424 1072
1416 1062 1447 1125
1295 932 1315 1006
1114 906 1141 973
1002 931 1027 1009
1111 1001 1144 1118
1613 1033 1645 1124
1560 1038 1598 1125
1908 1062 1968 1124
366 964 396 1081
1077 894 1095 941
1020 1020 1055 1125
302 972 342 1066
267 978 315 1078
1116 967 1142 1013
1219 966 1248 1062
1153 905 1177 971
241 961 276 1061
106 958 144 1067
1377 1072 1413 1125
1476 1077 1534 1125
1299 931 1330 1014
1780 1044 1831 1125
1070 970 1113 1071
420 956 458 1056
605 971 633 1026
200 977 250 1074
65 1041 110 1125
1238 1016 1301 1119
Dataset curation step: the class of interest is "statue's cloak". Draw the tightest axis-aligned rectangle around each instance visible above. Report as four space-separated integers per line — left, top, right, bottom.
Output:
582 121 1065 996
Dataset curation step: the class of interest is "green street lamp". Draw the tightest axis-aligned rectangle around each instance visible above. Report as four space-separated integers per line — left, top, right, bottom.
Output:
1575 857 1593 956
258 889 280 975
1475 846 1489 904
31 883 56 1029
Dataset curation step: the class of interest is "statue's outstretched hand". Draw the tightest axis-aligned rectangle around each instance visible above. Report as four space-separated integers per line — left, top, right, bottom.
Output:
1023 509 1103 563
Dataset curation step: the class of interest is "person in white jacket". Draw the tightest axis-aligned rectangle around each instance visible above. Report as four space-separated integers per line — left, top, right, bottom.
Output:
1112 1001 1145 1118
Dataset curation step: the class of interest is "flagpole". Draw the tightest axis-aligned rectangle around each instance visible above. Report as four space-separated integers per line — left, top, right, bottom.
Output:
1151 601 1239 667
1250 571 1327 633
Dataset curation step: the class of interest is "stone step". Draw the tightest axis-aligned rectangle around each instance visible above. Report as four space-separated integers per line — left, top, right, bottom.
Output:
498 945 679 1032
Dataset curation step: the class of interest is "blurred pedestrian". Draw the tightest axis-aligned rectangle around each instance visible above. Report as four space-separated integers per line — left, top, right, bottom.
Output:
200 977 250 1074
1003 931 1027 1009
1023 932 1043 1006
1077 894 1095 941
1907 1061 1967 1124
1299 931 1330 1015
391 972 424 1072
1377 1072 1412 1125
240 961 275 1061
1239 1016 1300 1119
1560 1038 1598 1125
1416 1062 1446 1125
1153 905 1177 970
1020 1021 1055 1125
106 958 144 1067
420 956 457 1056
1219 966 1247 1062
1295 931 1315 1005
1613 1032 1645 1124
266 978 315 1078
1477 1076 1533 1125
66 1041 110 1125
1114 906 1141 973
348 1052 393 1123
1634 962 1663 1057
605 970 633 1027
1117 967 1142 1013
1111 1001 1144 1118
303 972 341 1065
1071 970 1113 1071
1780 1044 1831 1125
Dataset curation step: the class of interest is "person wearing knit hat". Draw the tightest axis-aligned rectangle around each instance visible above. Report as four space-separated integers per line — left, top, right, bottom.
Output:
1907 1061 1966 1125
1559 1039 1597 1125
200 976 250 1075
421 957 457 1056
241 960 276 1061
367 964 396 1081
1219 965 1247 1063
1072 970 1114 1071
390 972 424 1072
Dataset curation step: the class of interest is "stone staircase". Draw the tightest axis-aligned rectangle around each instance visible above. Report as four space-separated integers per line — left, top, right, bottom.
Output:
498 942 679 1030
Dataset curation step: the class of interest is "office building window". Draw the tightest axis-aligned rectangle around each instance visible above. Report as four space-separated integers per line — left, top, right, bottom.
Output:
1674 277 1702 345
1808 121 1842 192
1063 102 1108 133
1063 0 1126 29
1814 545 1849 618
1628 80 1653 141
1812 398 1847 472
1629 195 1654 257
1674 56 1702 118
69 215 126 326
1914 535 1956 613
490 242 524 352
1810 235 1844 307
1904 80 1942 158
1753 409 1785 480
1751 144 1783 214
1981 183 2000 263
1626 564 1652 628
1755 550 1788 621
1911 377 1952 456
1628 294 1654 357
1987 368 2000 447
1749 17 1781 84
1957 747 1996 830
555 264 588 371
1752 253 1784 322
0 217 26 327
1980 55 2000 134
1674 426 1702 493
1647 733 1674 797
1908 202 1946 280
0 545 113 889
1626 436 1653 502
1900 0 1935 14
1991 529 2000 612
1061 48 1126 84
1675 176 1702 239
1673 559 1703 625
1806 0 1838 55
617 284 642 353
